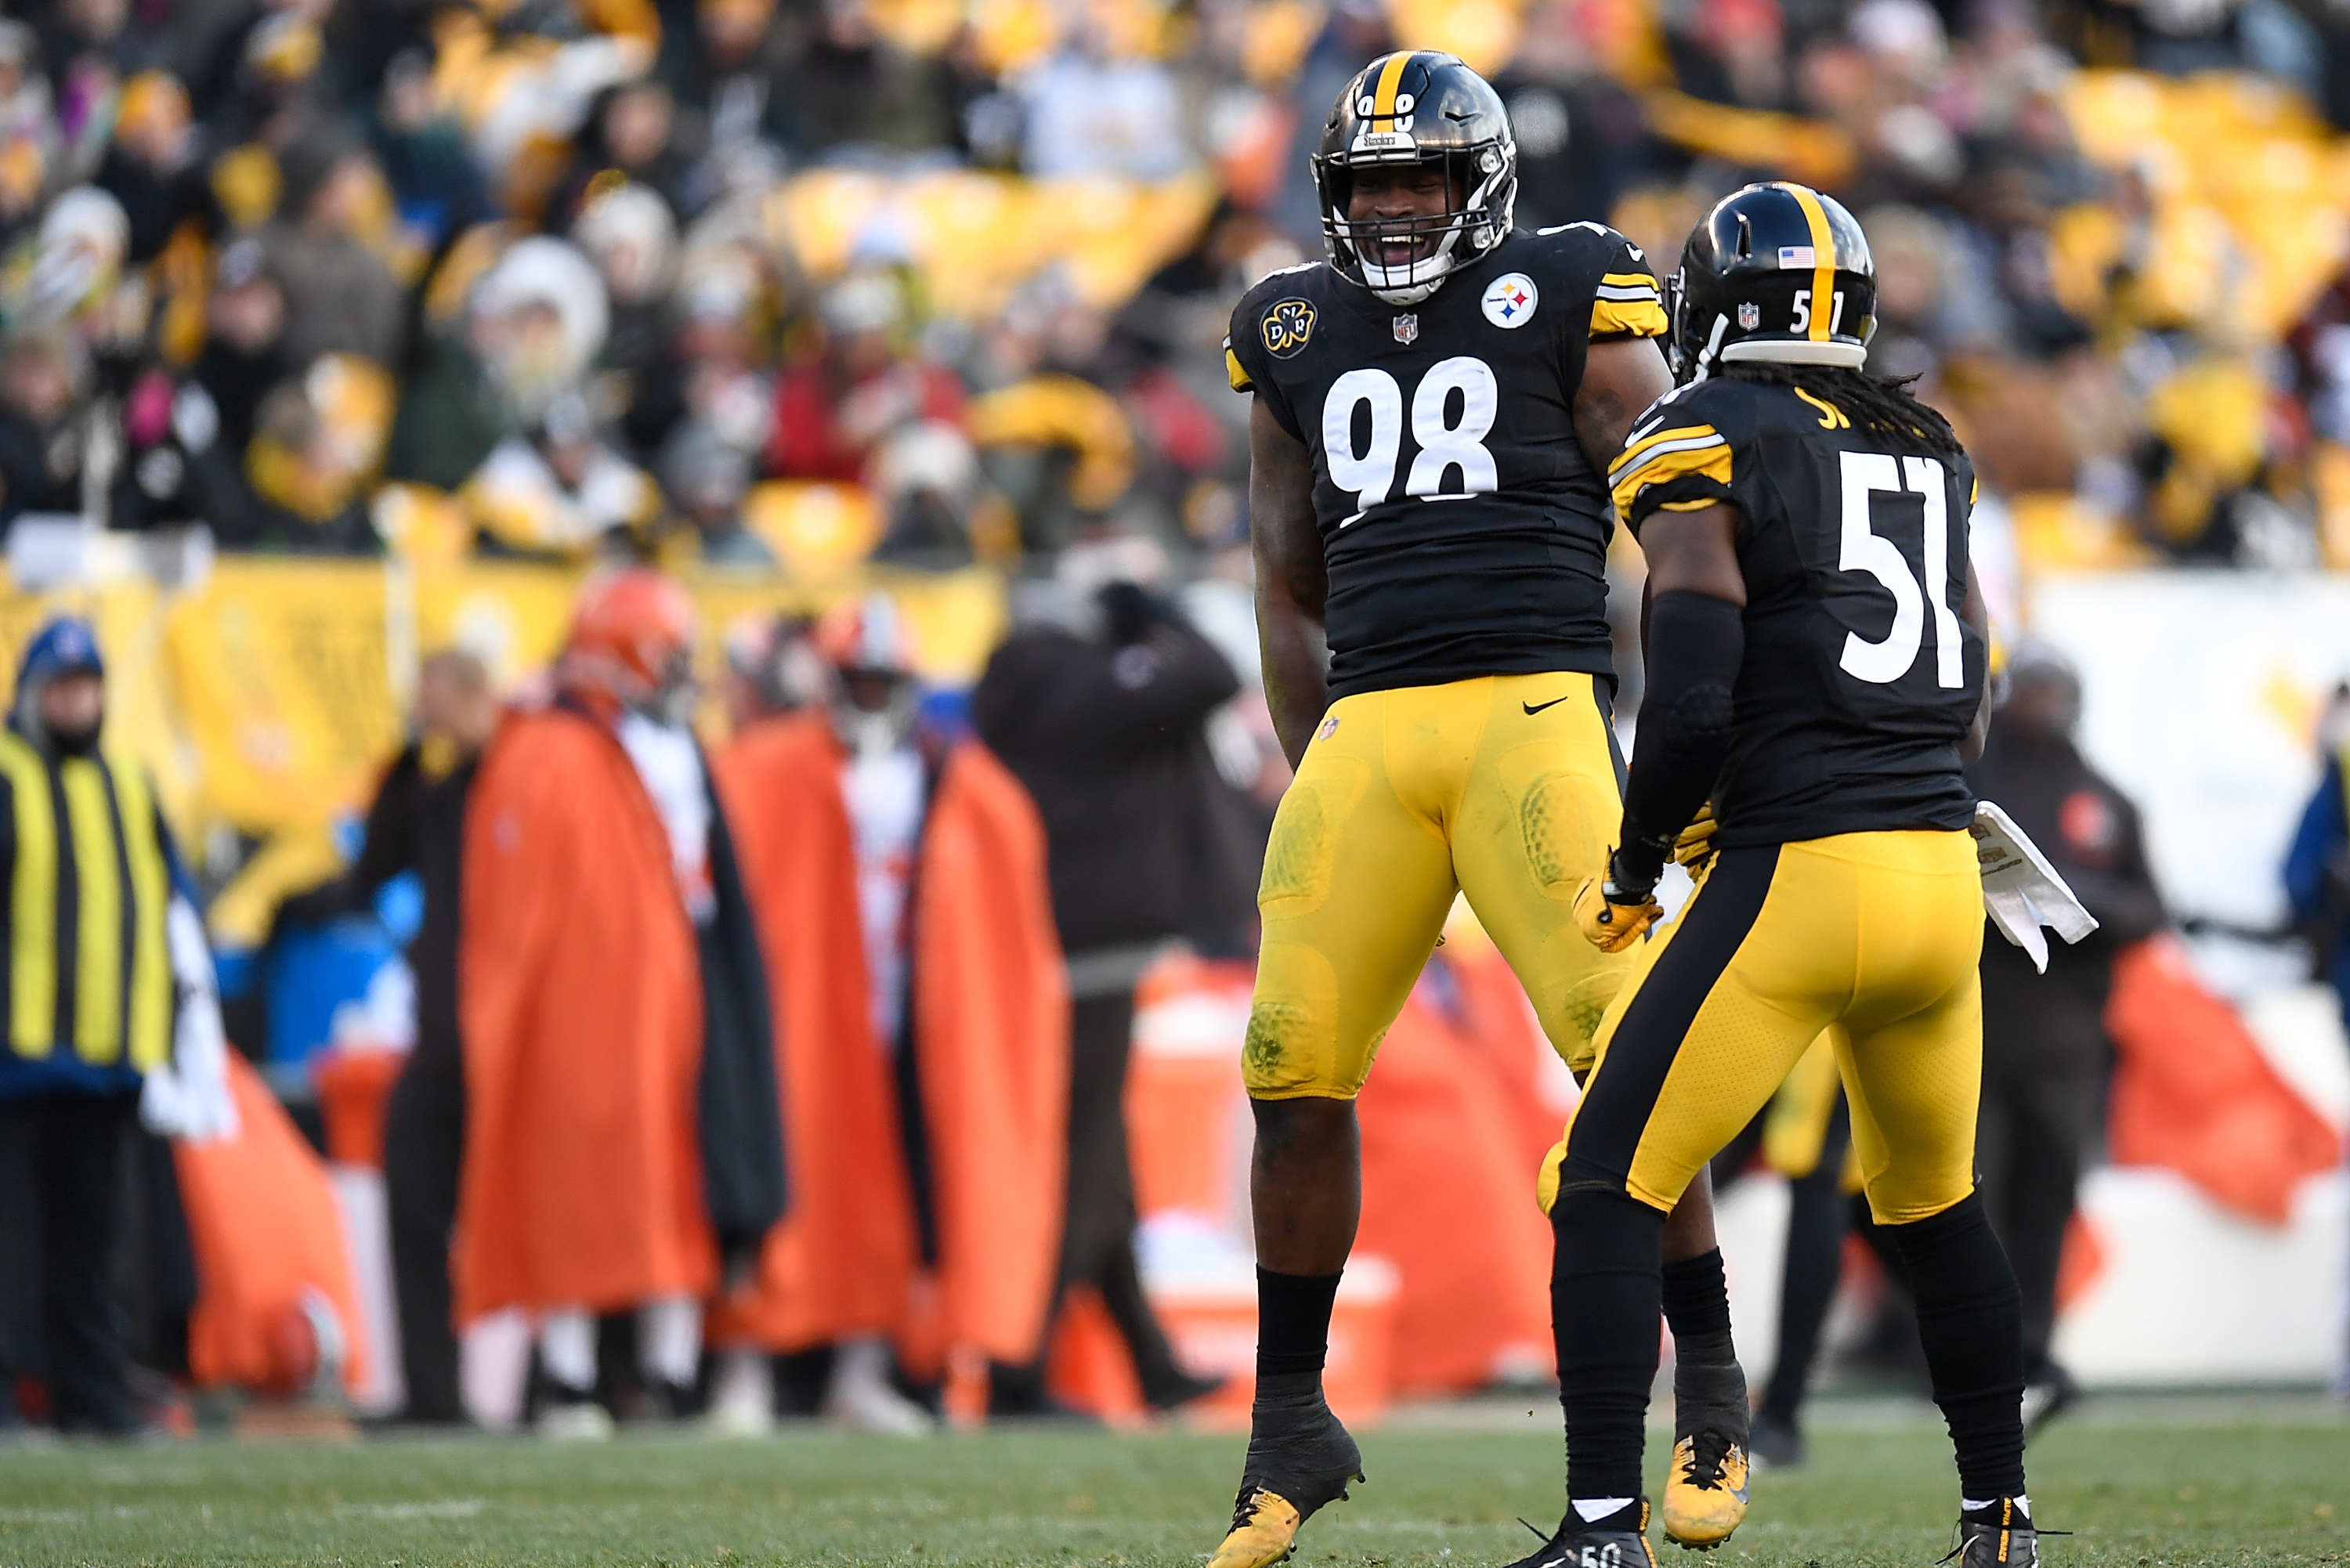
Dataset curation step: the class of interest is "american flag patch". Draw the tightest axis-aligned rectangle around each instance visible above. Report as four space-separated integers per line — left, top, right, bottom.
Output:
1778 245 1816 268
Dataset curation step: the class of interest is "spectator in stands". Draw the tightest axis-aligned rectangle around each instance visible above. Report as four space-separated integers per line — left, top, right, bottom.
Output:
274 649 499 1427
773 0 971 160
0 620 185 1436
1015 0 1189 181
766 271 964 485
660 418 772 565
1965 642 2167 1431
258 121 404 370
93 71 209 263
461 392 662 560
548 80 689 232
366 50 487 265
0 331 89 530
573 182 681 461
972 535 1257 1415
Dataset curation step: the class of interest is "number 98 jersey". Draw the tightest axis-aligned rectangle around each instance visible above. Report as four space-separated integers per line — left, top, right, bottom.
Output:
1225 223 1666 703
1609 372 1987 849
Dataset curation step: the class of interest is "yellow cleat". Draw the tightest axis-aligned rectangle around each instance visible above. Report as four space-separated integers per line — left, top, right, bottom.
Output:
1661 1433 1750 1550
1208 1488 1308 1568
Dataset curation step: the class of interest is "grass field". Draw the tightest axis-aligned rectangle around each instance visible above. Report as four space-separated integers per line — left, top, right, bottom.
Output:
2 1396 2345 1566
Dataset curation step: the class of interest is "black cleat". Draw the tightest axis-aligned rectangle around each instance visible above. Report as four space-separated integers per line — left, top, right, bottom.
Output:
1945 1499 2041 1567
2021 1365 2080 1440
1506 1503 1660 1568
1746 1409 1805 1472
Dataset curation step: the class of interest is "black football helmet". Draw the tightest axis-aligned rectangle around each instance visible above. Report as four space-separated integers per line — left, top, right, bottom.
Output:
1312 51 1517 306
1668 182 1876 381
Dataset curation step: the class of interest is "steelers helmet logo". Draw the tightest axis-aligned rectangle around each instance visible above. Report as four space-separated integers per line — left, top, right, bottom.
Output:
1262 298 1318 359
1480 273 1538 329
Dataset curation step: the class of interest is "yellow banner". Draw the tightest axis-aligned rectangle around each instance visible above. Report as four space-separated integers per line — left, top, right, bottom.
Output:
0 560 1009 840
164 561 403 833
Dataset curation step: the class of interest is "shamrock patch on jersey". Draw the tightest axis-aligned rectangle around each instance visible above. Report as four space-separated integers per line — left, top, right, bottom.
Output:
1262 298 1318 359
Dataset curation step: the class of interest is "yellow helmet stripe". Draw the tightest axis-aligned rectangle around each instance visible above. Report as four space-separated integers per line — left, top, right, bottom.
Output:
1371 52 1413 120
1776 182 1838 343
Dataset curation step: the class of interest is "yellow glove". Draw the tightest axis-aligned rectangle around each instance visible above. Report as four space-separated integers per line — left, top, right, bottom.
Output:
1574 869 1663 953
1672 803 1719 873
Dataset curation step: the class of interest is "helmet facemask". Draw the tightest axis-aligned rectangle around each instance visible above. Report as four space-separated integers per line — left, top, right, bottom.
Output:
1317 142 1517 306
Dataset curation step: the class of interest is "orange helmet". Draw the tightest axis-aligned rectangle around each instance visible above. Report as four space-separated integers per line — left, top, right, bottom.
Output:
812 591 915 677
564 566 697 720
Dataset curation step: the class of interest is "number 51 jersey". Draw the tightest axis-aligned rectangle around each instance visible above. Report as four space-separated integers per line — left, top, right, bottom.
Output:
1610 372 1987 849
1225 223 1666 703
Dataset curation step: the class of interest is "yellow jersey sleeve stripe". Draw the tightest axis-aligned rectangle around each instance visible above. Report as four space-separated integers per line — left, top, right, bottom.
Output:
1372 52 1412 118
1225 343 1253 393
1611 439 1734 521
1609 422 1723 479
1777 181 1837 343
1596 273 1663 301
1655 497 1723 512
1969 473 1979 506
1591 297 1668 338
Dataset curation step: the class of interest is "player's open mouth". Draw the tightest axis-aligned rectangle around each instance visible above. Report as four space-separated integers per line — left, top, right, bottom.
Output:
1370 238 1434 267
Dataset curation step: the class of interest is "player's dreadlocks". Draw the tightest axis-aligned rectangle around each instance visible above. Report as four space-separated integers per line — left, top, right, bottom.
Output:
1723 362 1965 464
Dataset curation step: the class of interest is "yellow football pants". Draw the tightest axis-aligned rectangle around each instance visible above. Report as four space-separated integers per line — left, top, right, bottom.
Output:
1543 829 1984 1225
1244 672 1632 1100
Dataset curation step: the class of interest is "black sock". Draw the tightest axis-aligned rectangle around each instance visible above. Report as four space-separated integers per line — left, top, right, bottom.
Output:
1256 1266 1343 1379
1552 1186 1668 1505
1888 1193 2027 1503
1661 1248 1734 1363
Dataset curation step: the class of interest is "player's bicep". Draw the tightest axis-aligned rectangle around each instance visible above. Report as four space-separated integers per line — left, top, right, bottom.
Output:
1636 501 1747 607
1250 396 1325 618
1573 336 1674 472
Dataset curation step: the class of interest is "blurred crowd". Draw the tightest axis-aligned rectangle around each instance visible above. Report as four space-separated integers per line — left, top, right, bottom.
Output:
0 0 2345 574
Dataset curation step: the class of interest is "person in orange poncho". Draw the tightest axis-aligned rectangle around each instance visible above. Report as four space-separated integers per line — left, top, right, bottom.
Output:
710 591 1068 1426
454 568 785 1437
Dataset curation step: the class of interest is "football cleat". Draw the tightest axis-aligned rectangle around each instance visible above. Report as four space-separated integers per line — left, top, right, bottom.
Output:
1206 1393 1364 1568
1506 1501 1659 1568
1662 1356 1751 1549
1209 1487 1308 1568
1660 1433 1749 1549
1945 1499 2040 1567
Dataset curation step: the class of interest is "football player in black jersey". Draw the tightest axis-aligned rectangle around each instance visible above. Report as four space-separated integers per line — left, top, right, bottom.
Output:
1213 51 1752 1568
1524 182 2034 1568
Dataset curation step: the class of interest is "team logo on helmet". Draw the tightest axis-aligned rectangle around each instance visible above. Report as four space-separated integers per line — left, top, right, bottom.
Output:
1737 301 1761 329
1393 313 1418 345
1262 298 1317 359
1481 273 1538 329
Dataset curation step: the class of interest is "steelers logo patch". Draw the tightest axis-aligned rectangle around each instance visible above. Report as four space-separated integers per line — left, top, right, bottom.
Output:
1261 298 1317 359
1481 272 1538 329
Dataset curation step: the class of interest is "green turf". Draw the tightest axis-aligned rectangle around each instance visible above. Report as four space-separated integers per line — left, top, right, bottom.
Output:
1 1400 2345 1566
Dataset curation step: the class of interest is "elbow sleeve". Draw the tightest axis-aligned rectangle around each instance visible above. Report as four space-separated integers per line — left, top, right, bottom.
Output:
1618 591 1744 886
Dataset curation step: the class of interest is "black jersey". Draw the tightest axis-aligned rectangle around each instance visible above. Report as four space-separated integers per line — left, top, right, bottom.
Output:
1225 223 1666 703
1610 373 1985 848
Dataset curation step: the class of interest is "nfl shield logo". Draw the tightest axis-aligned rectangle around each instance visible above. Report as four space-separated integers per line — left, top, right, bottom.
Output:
1393 313 1418 345
1737 301 1761 330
